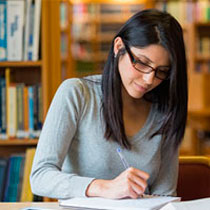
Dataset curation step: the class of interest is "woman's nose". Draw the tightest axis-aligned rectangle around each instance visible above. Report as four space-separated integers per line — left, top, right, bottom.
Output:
142 71 155 85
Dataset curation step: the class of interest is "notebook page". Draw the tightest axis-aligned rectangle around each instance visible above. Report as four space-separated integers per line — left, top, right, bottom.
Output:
59 196 181 210
160 198 210 210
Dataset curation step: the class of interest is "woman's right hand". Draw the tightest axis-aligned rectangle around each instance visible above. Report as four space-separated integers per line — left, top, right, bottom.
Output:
86 167 149 199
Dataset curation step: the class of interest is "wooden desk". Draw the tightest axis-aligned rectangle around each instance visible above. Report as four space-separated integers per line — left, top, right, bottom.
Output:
0 202 65 210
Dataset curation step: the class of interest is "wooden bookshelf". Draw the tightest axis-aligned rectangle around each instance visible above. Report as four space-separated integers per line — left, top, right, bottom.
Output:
153 0 210 155
0 139 38 146
0 61 42 67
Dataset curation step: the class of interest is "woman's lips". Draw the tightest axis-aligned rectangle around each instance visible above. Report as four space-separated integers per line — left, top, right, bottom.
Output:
134 82 148 92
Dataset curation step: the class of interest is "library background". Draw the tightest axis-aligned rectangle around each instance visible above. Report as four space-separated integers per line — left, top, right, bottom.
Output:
0 0 210 203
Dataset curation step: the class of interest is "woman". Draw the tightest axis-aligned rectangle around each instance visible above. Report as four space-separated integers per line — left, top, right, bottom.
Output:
30 9 187 199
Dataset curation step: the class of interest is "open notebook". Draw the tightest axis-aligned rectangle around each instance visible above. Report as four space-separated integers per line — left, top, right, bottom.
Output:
160 198 210 210
59 195 181 210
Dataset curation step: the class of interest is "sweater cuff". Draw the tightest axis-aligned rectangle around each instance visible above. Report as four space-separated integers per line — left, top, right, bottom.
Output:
69 175 96 197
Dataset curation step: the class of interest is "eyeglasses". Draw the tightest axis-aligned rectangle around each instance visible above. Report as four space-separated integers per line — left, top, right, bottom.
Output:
124 45 170 80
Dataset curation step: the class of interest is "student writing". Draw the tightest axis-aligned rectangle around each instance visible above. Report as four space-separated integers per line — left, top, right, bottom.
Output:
30 9 188 200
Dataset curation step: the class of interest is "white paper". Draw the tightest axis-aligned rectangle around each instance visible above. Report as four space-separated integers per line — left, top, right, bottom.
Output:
160 198 210 210
59 196 181 210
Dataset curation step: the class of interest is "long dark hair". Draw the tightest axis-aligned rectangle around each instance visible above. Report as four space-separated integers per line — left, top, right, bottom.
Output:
101 9 188 150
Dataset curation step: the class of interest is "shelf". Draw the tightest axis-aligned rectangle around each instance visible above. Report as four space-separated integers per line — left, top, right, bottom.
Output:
189 109 210 116
0 61 42 67
70 0 147 4
61 26 70 33
195 54 210 61
99 15 128 23
195 22 210 27
0 139 38 146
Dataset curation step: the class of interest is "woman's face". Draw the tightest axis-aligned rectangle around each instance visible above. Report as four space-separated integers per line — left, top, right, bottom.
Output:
114 37 170 99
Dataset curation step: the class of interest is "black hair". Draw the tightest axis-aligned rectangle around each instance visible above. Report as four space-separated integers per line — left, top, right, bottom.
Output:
101 9 188 150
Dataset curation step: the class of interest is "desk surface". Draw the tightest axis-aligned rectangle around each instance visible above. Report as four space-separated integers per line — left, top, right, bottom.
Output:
0 202 65 210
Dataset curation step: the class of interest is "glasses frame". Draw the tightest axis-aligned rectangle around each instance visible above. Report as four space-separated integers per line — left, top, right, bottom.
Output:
124 44 170 81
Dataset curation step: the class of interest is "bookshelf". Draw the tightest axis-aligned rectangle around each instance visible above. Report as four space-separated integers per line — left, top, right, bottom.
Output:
153 0 210 155
60 0 152 77
0 0 65 202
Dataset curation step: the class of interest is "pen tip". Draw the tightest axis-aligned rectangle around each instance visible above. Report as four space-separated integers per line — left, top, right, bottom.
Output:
117 148 121 152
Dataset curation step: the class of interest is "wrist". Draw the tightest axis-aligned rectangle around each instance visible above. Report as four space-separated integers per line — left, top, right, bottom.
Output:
86 179 110 197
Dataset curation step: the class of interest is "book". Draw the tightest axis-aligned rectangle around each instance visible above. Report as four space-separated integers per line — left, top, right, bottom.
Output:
20 148 36 202
23 0 32 61
59 196 181 210
0 158 8 201
3 155 25 202
0 76 7 139
28 86 34 138
7 84 17 138
16 83 25 139
7 0 25 61
160 198 210 210
0 0 7 61
23 86 29 138
32 0 41 61
26 0 42 61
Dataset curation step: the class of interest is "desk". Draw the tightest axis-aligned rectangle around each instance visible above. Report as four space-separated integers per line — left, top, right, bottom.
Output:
0 202 64 210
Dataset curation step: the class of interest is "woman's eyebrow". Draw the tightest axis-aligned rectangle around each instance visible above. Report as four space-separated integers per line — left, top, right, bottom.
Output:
137 53 170 68
135 53 154 63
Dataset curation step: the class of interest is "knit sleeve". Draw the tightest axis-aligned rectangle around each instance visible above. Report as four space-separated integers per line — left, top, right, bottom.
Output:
30 78 95 199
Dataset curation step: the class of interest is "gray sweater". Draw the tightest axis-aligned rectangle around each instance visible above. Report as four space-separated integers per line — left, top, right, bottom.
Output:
30 75 178 199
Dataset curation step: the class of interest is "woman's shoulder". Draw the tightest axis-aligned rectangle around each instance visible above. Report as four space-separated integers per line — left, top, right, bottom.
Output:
58 74 102 97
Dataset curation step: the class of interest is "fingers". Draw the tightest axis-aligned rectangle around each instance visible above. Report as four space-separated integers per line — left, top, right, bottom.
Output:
127 169 148 192
125 167 150 198
127 167 149 180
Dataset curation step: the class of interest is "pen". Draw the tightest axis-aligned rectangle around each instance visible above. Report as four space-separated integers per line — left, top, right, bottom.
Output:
116 147 130 169
116 148 170 198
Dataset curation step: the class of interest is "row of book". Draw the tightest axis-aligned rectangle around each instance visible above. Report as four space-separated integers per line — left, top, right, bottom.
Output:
0 148 41 202
0 68 43 140
0 0 42 61
155 0 210 24
72 3 144 16
195 62 210 73
197 36 210 55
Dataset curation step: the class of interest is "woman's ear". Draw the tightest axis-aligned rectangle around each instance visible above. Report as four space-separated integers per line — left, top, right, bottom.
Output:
114 37 124 57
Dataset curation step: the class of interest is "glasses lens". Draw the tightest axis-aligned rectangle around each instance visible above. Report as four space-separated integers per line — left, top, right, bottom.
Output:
134 62 150 73
156 69 169 80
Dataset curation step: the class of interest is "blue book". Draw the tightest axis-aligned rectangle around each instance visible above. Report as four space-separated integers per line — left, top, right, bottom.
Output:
0 77 2 134
0 158 8 201
28 86 34 138
0 0 7 61
3 156 14 201
27 3 35 60
0 77 6 139
3 155 24 202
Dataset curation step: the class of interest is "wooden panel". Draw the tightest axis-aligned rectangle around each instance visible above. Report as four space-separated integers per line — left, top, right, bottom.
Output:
188 73 210 111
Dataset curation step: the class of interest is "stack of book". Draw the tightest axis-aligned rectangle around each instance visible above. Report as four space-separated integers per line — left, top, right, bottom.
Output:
0 148 39 202
0 0 42 61
0 68 43 140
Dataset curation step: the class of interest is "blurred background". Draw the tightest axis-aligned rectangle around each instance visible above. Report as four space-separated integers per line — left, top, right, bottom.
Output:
0 0 210 203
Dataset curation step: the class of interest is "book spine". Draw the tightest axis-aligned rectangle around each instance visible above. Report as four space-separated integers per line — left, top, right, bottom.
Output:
37 85 43 134
0 0 7 61
7 0 25 61
0 158 8 201
28 86 34 138
16 84 25 139
27 3 35 60
23 86 29 138
7 85 17 138
1 75 6 140
23 0 32 60
32 0 41 61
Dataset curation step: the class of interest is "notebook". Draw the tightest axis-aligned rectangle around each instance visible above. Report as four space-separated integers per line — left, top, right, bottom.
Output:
59 195 181 210
160 198 210 210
